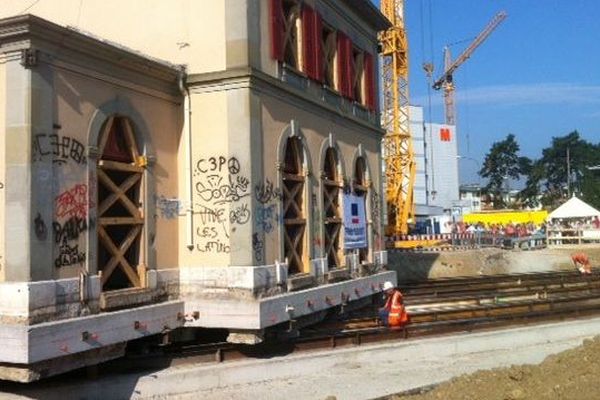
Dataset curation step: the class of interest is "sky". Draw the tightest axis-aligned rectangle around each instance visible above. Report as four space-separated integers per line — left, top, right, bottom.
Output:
373 0 600 184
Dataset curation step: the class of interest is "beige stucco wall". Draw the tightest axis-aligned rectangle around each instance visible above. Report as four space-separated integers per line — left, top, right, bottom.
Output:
0 34 184 284
42 67 182 280
179 85 256 269
0 0 227 73
0 60 5 282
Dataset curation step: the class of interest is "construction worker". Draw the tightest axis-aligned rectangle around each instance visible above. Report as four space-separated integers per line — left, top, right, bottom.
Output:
378 281 409 328
572 252 592 274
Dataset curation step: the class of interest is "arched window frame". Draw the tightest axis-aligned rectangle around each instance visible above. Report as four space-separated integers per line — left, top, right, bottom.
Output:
276 120 313 276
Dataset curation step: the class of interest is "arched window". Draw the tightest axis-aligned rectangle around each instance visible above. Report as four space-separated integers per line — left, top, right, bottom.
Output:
353 156 369 263
282 137 306 274
322 147 342 269
96 116 145 290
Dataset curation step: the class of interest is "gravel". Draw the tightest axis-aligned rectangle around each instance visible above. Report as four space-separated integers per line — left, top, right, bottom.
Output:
394 335 600 400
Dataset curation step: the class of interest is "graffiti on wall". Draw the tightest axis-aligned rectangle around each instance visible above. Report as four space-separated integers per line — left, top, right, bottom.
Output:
34 212 48 241
254 204 278 234
193 156 250 253
55 184 91 220
32 134 86 165
229 203 251 225
252 233 264 263
255 179 282 204
155 195 182 219
55 236 86 268
53 184 91 267
30 129 90 268
252 178 284 263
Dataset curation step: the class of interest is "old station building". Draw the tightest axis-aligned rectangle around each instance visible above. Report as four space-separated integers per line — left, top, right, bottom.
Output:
0 0 395 380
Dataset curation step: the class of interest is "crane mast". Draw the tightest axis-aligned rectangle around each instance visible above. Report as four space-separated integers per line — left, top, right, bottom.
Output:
433 11 507 125
380 0 415 236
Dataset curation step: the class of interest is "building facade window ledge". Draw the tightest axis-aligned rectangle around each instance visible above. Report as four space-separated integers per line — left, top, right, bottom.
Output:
281 63 309 91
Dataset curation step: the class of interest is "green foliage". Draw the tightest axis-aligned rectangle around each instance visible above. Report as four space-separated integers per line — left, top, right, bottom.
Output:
479 134 530 209
486 131 600 210
536 131 600 209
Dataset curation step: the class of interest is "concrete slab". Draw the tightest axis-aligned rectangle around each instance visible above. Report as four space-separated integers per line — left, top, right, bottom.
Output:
0 301 184 364
183 271 396 329
3 316 600 399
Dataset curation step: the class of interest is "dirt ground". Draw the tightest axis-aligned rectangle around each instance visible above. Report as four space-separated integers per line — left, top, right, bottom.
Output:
388 245 600 282
393 335 600 400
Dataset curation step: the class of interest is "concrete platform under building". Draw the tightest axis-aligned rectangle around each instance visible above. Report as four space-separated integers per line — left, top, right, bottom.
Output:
0 269 395 382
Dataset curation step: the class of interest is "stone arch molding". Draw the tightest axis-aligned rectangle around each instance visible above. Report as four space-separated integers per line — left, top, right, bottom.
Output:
87 97 155 158
318 132 346 180
351 144 372 186
276 119 313 175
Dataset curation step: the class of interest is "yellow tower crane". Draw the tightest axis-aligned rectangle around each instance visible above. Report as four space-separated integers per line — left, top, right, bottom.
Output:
380 0 415 237
432 11 507 125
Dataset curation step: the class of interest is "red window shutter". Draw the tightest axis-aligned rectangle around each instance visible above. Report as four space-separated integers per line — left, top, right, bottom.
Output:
302 5 316 78
364 52 375 110
314 12 324 82
270 0 284 61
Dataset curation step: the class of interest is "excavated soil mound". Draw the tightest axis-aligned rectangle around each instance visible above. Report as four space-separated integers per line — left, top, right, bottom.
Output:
394 336 600 400
389 246 600 282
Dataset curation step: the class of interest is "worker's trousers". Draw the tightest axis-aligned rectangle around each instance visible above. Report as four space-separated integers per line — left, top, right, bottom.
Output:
378 309 389 327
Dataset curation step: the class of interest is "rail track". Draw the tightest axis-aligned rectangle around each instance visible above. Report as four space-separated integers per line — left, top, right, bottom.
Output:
122 269 600 370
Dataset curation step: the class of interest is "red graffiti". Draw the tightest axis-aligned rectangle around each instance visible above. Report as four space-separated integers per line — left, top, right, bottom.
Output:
55 184 92 219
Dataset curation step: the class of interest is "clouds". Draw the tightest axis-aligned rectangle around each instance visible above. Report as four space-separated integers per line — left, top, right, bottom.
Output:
412 82 600 107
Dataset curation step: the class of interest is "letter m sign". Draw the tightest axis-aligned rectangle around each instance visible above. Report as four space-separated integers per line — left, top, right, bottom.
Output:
440 128 451 142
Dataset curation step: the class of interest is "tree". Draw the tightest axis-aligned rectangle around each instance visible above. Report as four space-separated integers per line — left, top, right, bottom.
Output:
538 131 600 208
517 158 544 208
479 134 530 209
519 131 600 210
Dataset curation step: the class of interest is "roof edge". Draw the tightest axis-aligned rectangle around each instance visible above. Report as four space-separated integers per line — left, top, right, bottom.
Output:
341 0 392 31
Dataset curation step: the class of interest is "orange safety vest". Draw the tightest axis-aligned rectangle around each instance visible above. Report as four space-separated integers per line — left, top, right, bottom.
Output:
572 252 591 273
384 289 409 327
572 252 590 265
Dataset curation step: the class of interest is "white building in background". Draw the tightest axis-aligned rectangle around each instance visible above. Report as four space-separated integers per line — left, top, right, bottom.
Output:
458 184 484 214
410 106 460 233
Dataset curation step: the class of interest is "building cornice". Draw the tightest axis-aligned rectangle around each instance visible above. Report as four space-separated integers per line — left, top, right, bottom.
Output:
0 14 181 84
339 0 392 31
187 67 385 137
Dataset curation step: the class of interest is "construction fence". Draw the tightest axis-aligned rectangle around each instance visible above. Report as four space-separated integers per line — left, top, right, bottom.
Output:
387 232 547 252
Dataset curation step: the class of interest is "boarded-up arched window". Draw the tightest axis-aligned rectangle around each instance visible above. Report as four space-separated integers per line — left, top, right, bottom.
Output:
96 116 145 290
282 137 306 274
322 147 342 269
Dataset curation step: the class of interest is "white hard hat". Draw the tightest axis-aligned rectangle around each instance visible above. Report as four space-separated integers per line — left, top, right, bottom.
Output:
382 281 395 291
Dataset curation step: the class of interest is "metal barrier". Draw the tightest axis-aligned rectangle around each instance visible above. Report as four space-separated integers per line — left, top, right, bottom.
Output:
547 228 600 246
387 232 547 251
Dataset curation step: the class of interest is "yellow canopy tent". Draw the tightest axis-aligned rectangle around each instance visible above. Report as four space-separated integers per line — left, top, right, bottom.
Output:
463 210 548 225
